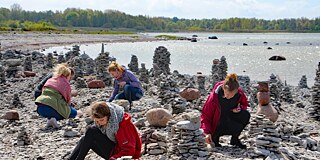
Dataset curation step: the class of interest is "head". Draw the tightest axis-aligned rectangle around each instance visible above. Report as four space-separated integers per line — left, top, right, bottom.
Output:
90 101 111 127
222 73 240 99
53 63 75 81
108 61 125 79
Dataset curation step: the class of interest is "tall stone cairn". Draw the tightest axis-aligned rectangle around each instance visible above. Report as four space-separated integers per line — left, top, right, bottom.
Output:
309 62 320 121
95 52 113 86
0 65 5 84
196 73 206 95
65 45 80 61
5 59 21 78
16 127 32 146
75 77 87 89
211 59 221 87
142 130 168 156
139 63 149 84
128 55 139 73
85 58 96 76
168 111 208 159
152 46 171 75
57 54 65 63
250 114 282 158
46 53 54 68
69 56 84 79
12 93 25 108
269 74 281 108
23 56 32 71
238 75 251 94
298 75 308 88
280 86 294 104
218 56 228 80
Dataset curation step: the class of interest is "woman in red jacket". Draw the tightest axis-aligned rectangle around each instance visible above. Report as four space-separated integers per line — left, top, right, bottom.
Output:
200 73 250 149
68 101 141 160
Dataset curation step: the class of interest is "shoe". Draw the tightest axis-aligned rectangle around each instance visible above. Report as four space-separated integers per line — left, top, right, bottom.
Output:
45 119 51 128
230 137 246 149
49 117 60 129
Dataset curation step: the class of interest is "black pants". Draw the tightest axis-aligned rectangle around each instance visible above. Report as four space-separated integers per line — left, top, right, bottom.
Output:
69 126 115 160
213 109 250 139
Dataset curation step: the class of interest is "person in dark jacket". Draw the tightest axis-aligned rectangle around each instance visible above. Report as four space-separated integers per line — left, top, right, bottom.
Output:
201 73 250 149
68 101 142 160
107 62 143 109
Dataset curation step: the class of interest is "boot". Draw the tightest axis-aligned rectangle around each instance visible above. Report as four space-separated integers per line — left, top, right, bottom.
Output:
230 136 246 149
213 136 222 147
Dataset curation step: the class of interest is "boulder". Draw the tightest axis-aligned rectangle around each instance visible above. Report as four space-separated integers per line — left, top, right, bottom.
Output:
87 80 105 88
5 59 22 67
23 71 36 77
71 90 78 97
146 108 172 127
179 88 201 101
1 110 19 120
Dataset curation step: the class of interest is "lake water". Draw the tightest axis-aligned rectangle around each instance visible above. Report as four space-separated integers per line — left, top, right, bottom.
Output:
43 33 320 86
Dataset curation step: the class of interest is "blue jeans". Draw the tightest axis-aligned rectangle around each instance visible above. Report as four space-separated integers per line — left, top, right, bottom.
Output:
37 104 77 121
115 84 143 104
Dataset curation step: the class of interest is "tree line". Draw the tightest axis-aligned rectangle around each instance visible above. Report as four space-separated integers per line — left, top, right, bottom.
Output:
1 4 320 32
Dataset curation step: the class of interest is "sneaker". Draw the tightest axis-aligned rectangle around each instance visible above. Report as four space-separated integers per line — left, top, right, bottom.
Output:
230 137 246 149
49 117 60 129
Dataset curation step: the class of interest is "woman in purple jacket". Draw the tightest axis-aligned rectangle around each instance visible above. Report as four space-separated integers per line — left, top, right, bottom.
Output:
107 62 143 109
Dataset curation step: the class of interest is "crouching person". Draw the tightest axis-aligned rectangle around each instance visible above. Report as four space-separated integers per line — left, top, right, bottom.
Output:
68 101 142 160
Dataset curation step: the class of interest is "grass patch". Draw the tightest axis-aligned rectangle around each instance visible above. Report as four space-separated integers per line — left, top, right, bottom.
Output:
155 34 178 40
129 36 139 38
87 30 135 34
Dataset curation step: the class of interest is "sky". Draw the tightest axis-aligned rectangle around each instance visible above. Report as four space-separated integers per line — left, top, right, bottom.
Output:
1 0 320 20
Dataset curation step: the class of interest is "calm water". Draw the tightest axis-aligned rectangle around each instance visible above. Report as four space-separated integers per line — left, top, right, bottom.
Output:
43 33 320 86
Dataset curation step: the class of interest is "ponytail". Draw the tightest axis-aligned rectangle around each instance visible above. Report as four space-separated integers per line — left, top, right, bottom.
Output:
108 61 125 73
223 73 239 91
53 63 72 78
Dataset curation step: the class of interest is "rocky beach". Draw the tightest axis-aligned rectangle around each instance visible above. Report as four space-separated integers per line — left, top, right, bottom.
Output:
0 33 320 160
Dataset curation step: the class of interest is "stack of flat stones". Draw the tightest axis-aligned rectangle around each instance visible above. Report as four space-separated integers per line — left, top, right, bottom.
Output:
196 73 206 95
298 75 308 88
128 55 139 73
211 59 220 86
139 63 149 84
146 131 168 156
16 127 32 146
152 46 171 75
23 56 32 71
46 53 54 68
75 77 87 89
269 74 281 108
95 52 113 86
57 54 65 63
168 111 208 160
280 86 294 104
238 75 251 94
12 93 25 108
309 62 320 121
31 51 42 61
85 58 95 76
69 56 84 79
218 56 228 80
65 45 80 61
158 75 187 114
5 59 21 78
0 65 5 84
251 114 282 158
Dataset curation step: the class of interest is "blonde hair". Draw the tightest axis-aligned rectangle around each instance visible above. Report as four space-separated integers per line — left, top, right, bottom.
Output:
223 73 240 91
53 63 74 78
108 61 125 73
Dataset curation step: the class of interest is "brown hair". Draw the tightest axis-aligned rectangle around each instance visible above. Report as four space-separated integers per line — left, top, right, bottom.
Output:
223 73 240 91
108 61 125 73
90 101 111 119
53 63 73 78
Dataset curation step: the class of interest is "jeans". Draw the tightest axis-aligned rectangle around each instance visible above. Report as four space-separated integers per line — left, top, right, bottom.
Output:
37 105 77 121
69 126 115 160
115 84 143 104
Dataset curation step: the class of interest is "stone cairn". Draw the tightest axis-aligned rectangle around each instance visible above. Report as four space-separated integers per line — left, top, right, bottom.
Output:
12 93 25 108
95 51 113 86
16 127 32 146
128 55 139 73
57 54 65 63
75 77 87 89
152 46 171 76
269 74 281 108
309 62 320 121
168 111 208 159
280 86 294 104
256 81 278 122
5 59 21 78
158 74 187 114
46 53 54 68
23 56 32 71
0 65 5 84
218 56 228 80
65 45 80 61
249 114 282 158
211 59 220 87
196 72 206 95
69 56 84 79
238 75 251 94
85 58 96 76
141 129 168 156
298 75 308 88
139 63 149 84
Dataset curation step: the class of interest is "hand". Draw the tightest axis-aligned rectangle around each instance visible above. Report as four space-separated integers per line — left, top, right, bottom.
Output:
119 81 126 88
204 133 212 144
70 101 77 107
232 106 241 113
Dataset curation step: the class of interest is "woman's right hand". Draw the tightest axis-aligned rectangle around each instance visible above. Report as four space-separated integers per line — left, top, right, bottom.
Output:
119 81 126 88
204 133 212 144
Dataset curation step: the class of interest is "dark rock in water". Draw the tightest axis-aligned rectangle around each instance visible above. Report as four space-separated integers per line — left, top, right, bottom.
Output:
243 43 248 46
269 56 286 61
286 42 291 44
267 47 273 50
192 35 198 37
263 41 268 44
275 43 279 45
208 36 218 39
191 38 197 42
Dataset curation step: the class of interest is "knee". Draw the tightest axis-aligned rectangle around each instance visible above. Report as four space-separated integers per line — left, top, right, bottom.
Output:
124 84 131 91
242 110 251 123
85 126 100 136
